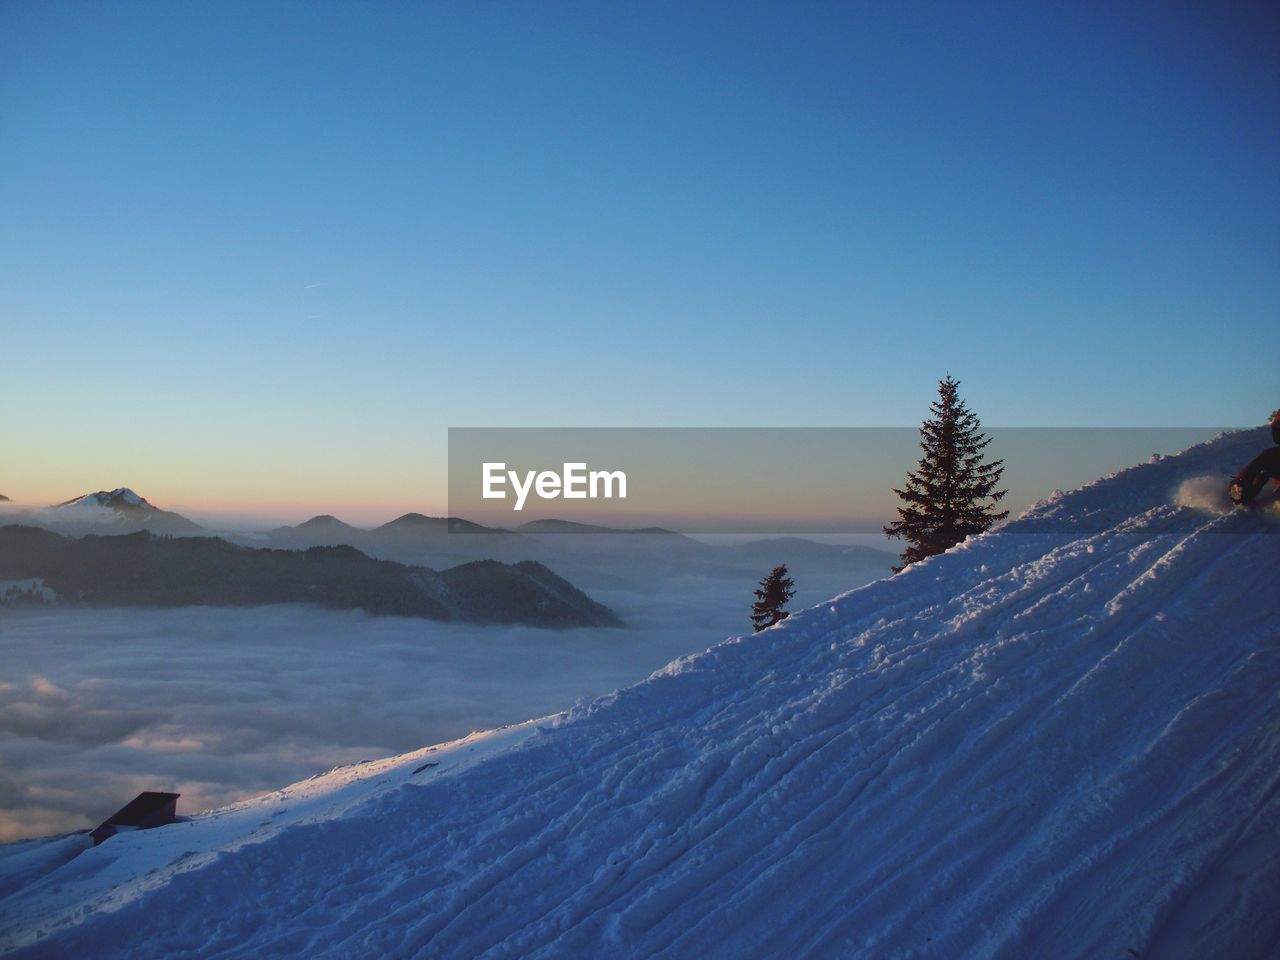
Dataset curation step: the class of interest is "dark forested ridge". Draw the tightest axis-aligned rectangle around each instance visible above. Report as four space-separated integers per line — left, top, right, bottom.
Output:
0 525 622 628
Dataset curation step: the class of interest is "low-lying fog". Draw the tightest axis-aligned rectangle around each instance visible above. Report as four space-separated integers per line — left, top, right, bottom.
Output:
0 581 767 843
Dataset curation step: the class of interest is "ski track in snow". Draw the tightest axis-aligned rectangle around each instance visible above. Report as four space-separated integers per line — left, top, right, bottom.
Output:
1 428 1277 959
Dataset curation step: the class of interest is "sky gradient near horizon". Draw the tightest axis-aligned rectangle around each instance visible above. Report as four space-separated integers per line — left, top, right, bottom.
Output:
2 1 1278 523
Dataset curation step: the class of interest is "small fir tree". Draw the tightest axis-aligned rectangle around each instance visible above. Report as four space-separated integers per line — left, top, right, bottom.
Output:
751 564 796 632
885 376 1008 572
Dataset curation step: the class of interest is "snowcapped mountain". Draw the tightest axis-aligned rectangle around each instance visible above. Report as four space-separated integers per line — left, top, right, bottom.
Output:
54 488 149 511
52 487 171 519
43 488 200 534
1 429 1276 958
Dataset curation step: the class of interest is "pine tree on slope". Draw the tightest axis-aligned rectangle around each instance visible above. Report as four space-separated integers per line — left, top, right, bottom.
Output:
885 375 1009 572
751 564 796 632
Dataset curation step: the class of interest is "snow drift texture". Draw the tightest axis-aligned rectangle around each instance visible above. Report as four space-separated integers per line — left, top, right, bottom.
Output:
1 428 1277 959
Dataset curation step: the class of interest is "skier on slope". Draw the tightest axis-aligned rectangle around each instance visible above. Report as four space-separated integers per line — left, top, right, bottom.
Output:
1229 409 1280 506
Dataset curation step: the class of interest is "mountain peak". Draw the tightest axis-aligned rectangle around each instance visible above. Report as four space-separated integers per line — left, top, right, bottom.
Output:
54 488 154 511
376 514 508 535
297 514 355 529
43 487 200 533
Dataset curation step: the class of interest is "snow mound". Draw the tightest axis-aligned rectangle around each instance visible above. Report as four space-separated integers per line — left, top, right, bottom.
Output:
1 428 1277 959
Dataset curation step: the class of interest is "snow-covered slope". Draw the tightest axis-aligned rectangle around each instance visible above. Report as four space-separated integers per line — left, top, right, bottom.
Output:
2 429 1277 959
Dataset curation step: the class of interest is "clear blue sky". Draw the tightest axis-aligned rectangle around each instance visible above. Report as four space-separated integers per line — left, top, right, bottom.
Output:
2 1 1277 520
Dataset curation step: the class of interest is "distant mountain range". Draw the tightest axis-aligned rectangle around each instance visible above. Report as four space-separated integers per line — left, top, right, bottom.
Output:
0 525 621 628
265 514 682 544
268 512 508 547
518 519 680 535
258 510 897 609
6 487 898 609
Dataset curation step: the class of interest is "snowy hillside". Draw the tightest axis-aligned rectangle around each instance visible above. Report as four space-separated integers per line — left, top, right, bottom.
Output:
1 429 1277 959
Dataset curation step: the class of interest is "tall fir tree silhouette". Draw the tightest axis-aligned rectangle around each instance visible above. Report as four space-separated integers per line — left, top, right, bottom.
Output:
751 564 796 632
885 376 1008 572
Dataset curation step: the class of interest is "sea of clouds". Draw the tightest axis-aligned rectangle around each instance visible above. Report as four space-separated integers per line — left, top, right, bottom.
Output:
0 584 744 843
